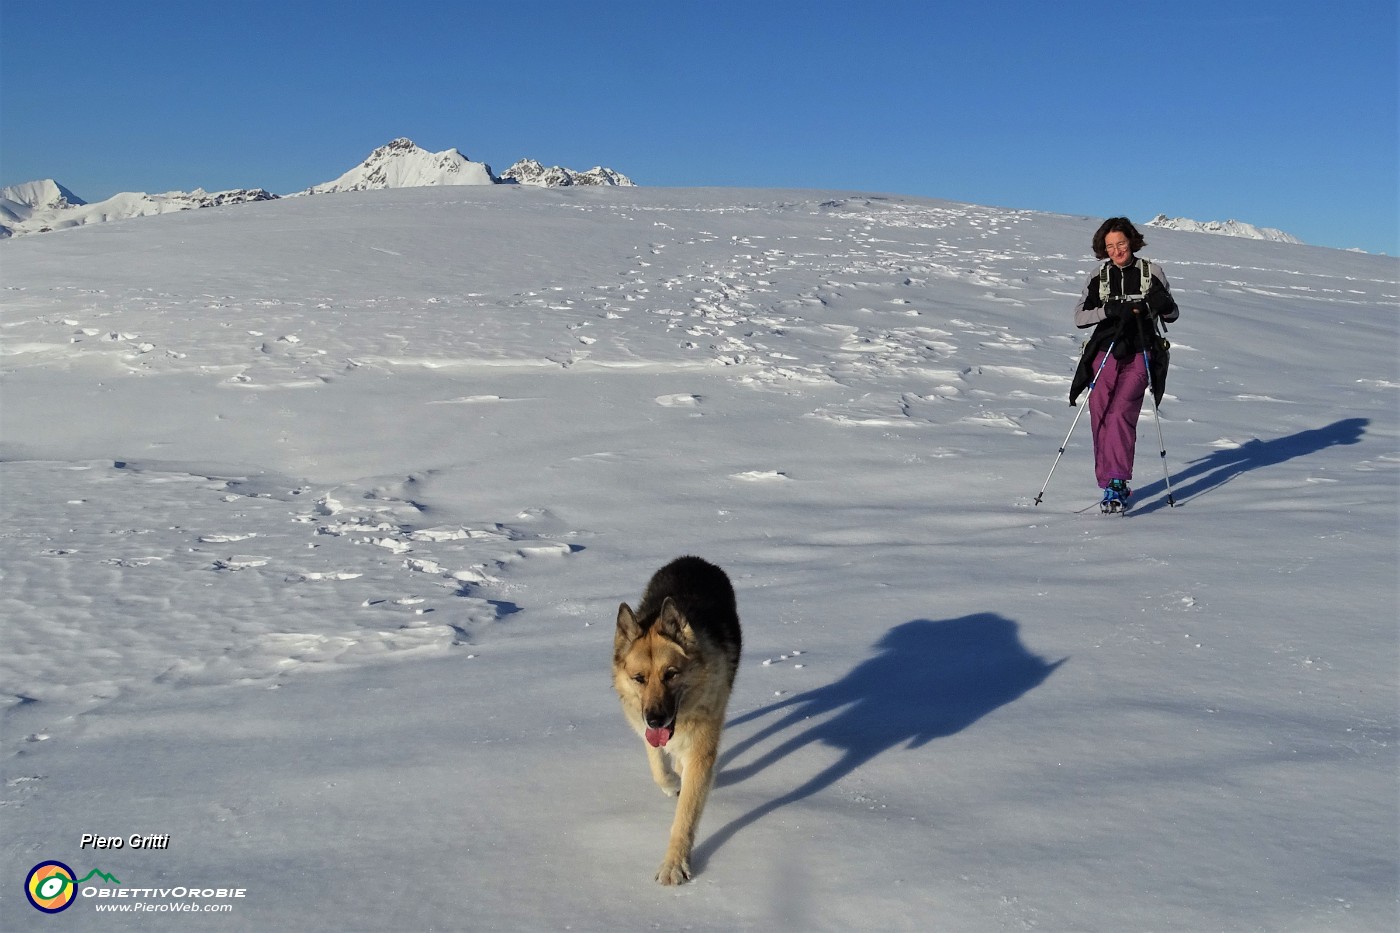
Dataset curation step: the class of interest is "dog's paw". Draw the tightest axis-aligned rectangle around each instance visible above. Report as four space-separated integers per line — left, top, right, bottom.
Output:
654 856 692 886
654 773 681 797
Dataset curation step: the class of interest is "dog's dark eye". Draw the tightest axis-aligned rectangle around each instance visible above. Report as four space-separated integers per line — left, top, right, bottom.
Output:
632 673 646 684
663 668 679 682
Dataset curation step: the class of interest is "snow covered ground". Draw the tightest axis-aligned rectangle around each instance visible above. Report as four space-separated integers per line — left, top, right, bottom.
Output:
1 186 1395 931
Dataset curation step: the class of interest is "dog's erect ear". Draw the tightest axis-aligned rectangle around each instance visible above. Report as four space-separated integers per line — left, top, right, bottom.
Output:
656 597 694 642
616 602 642 646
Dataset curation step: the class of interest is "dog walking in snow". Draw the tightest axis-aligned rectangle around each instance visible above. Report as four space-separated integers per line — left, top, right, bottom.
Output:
613 556 742 885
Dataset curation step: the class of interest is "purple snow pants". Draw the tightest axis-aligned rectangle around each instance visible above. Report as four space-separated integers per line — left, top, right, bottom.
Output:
1088 349 1150 489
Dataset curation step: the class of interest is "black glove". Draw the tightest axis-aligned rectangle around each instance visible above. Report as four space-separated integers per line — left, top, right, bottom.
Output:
1146 291 1172 318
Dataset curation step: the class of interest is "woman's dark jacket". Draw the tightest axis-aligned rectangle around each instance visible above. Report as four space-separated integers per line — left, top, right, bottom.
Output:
1069 259 1179 406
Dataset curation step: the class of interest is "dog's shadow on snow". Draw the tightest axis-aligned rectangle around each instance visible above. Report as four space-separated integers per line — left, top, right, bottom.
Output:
695 614 1062 869
1132 416 1368 513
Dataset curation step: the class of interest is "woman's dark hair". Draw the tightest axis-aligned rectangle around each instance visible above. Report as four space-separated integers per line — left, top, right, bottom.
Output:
1092 217 1147 259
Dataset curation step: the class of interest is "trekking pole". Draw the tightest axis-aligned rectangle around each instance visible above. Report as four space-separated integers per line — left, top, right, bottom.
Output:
1135 312 1177 507
1033 339 1115 506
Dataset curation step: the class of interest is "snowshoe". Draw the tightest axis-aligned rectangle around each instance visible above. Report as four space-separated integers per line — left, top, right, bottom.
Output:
1099 479 1131 515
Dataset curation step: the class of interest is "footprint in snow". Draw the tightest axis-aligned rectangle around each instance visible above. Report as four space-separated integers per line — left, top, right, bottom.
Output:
655 393 702 407
213 556 269 571
731 470 791 482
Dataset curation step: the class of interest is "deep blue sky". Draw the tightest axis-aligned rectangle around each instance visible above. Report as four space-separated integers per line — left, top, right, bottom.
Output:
2 0 1396 253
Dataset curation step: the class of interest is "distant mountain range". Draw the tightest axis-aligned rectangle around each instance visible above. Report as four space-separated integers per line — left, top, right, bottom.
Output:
1 138 634 238
498 159 633 188
3 141 1303 246
1146 213 1301 244
0 179 279 238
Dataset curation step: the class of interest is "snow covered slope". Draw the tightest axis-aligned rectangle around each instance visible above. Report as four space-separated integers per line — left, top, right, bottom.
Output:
0 187 1395 931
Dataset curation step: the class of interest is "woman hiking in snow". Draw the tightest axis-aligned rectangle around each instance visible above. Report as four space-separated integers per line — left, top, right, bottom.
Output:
1069 217 1179 512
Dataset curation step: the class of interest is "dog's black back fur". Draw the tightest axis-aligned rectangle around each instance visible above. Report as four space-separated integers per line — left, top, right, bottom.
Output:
634 556 741 667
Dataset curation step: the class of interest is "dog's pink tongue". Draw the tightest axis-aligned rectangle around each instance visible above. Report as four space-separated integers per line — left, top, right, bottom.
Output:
645 726 672 748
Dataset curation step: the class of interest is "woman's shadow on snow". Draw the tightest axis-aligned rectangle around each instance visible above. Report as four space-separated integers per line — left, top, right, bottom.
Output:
693 614 1062 868
1132 416 1368 512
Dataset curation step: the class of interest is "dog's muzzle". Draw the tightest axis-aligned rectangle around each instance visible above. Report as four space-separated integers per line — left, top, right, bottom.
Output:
644 714 674 748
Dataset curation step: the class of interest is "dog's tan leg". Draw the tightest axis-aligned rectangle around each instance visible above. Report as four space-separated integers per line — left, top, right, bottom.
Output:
655 723 720 885
647 744 681 797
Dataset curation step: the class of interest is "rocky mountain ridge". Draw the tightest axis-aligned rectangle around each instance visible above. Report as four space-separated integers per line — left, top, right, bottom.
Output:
1146 213 1301 244
498 158 634 187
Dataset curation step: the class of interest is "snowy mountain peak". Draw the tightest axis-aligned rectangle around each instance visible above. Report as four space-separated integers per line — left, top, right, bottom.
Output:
499 158 635 188
303 137 497 194
1147 213 1301 244
1 178 86 211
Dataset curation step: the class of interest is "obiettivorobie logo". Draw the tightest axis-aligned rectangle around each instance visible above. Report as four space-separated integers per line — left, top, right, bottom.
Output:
25 861 120 914
24 859 247 915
